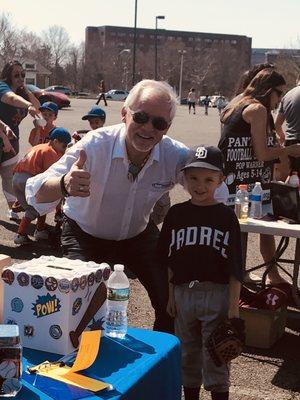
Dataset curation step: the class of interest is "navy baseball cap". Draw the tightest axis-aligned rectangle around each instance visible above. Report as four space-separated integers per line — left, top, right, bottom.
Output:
49 127 71 144
82 105 106 120
182 145 224 172
39 101 59 115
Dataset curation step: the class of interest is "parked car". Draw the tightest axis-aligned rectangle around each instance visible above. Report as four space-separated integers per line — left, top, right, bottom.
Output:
45 85 75 96
105 89 129 101
27 84 71 109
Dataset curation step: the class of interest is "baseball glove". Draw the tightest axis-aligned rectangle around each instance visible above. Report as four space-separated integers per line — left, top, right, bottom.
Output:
205 318 245 367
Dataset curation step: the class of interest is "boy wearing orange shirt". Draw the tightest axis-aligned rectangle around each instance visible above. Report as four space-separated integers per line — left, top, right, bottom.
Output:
28 102 58 146
13 127 71 245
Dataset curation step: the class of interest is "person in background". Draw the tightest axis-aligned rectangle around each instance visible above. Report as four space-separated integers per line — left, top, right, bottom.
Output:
72 105 106 144
96 80 107 106
28 102 58 146
203 95 210 115
0 60 40 221
275 74 300 176
13 127 71 245
158 146 243 400
216 96 227 115
187 88 196 114
219 69 300 285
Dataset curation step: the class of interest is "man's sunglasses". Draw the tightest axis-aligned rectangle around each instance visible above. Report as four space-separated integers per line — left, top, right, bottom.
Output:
273 88 283 97
14 72 26 79
129 109 170 131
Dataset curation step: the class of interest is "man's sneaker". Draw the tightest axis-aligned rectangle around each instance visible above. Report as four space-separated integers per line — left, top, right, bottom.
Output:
34 229 49 240
11 201 24 213
14 233 32 245
7 210 21 222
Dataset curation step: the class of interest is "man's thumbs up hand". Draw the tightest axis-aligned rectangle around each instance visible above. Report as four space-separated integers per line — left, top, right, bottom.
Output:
63 150 91 197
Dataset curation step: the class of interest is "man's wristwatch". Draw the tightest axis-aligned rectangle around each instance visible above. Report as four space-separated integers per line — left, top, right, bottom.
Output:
60 174 70 197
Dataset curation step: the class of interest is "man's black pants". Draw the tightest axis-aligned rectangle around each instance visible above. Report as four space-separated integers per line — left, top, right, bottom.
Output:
61 216 173 333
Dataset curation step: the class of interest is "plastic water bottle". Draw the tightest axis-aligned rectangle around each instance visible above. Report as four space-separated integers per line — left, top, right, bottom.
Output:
249 182 263 219
288 171 300 188
105 264 129 339
234 184 249 221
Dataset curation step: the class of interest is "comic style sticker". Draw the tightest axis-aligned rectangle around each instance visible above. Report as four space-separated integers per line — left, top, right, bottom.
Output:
58 279 70 294
24 325 34 337
79 275 87 290
72 298 82 315
3 318 17 325
11 298 23 313
31 275 44 290
88 273 95 286
45 277 58 292
71 277 79 292
2 270 15 285
32 293 61 318
49 325 62 340
17 272 29 287
103 267 111 281
95 269 103 283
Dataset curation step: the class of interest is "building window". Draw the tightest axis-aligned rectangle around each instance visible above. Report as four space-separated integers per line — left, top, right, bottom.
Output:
150 35 154 39
25 78 35 85
129 33 134 38
204 38 212 43
213 39 218 43
195 38 201 42
25 63 35 69
118 33 126 37
231 40 237 45
139 34 144 38
188 37 193 41
168 36 174 41
110 32 116 36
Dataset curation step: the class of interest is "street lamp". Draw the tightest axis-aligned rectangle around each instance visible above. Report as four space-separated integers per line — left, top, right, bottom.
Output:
119 49 131 91
178 50 187 101
155 15 165 80
132 0 138 87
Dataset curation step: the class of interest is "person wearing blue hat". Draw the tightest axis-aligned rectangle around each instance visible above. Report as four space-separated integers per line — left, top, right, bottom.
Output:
71 105 106 145
82 105 106 130
12 127 71 245
29 101 59 146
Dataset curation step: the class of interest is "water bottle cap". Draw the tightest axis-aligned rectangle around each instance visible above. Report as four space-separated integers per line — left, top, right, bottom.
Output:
114 264 124 272
255 182 261 186
238 184 248 190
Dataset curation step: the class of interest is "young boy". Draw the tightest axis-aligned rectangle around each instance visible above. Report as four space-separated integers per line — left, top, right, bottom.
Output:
158 146 243 400
28 102 58 146
13 127 71 245
72 105 106 144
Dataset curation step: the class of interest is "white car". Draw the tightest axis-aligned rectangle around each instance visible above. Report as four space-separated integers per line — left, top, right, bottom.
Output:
105 89 129 101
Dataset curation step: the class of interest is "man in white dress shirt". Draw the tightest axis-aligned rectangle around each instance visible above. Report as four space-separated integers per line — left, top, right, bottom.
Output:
26 80 188 332
26 79 228 332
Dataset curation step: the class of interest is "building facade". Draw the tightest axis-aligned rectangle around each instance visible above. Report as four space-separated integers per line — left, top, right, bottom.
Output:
85 26 252 97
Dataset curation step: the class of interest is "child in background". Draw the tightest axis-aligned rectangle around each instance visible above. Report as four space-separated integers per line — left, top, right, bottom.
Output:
72 105 106 144
13 127 71 245
158 146 244 400
28 102 58 146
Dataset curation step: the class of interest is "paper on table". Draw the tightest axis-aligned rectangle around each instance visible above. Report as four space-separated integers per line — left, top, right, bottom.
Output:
38 330 109 392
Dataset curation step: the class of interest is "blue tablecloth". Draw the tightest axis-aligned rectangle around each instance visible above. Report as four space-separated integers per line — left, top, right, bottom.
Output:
18 328 181 400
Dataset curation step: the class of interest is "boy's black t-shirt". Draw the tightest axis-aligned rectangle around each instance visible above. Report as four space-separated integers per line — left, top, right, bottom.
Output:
157 201 243 285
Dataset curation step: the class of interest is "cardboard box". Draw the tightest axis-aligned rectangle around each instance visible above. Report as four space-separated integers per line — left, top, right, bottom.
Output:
240 306 287 349
2 256 110 355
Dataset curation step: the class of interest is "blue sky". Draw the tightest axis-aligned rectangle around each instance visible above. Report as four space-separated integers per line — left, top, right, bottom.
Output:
2 0 299 48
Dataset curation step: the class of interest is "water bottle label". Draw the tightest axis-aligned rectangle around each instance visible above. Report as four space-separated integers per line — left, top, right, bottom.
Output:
250 194 262 202
108 287 129 301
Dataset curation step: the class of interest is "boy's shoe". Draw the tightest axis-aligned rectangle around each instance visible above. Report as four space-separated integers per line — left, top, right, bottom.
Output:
7 210 21 222
244 271 262 283
14 233 32 245
34 229 49 241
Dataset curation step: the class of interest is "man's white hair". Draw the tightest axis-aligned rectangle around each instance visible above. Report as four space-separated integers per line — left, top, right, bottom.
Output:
124 79 178 120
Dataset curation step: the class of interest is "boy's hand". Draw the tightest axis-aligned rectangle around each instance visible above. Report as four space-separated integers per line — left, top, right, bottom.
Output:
166 293 177 317
64 150 91 197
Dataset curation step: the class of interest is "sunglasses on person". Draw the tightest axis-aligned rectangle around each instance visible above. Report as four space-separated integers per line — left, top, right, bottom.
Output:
13 72 26 79
273 88 283 97
129 109 171 131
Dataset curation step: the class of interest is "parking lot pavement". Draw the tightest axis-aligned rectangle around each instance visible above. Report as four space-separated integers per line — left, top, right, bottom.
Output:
0 99 299 399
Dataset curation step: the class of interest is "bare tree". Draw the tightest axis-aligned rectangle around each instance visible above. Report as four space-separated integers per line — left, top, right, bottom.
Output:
0 13 20 67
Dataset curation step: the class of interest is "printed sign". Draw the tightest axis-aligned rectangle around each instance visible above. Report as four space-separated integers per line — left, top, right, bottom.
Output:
32 293 61 318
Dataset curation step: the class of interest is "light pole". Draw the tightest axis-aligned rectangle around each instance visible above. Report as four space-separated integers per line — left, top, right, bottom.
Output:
119 49 131 90
132 0 138 87
155 15 165 80
178 50 186 100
